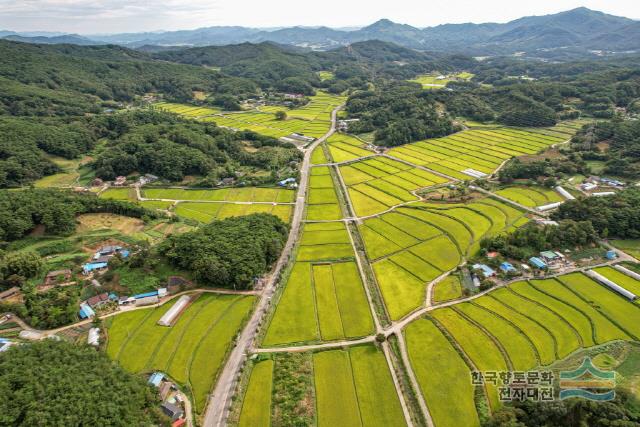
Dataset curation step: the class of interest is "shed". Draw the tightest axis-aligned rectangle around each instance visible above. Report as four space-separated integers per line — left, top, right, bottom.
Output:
44 269 72 286
606 250 617 260
499 262 516 273
148 372 164 387
472 264 496 278
88 328 100 346
540 251 559 261
136 295 159 306
529 257 547 269
172 419 186 427
134 290 159 299
537 202 563 211
83 262 108 274
78 303 95 319
161 402 184 421
158 295 190 327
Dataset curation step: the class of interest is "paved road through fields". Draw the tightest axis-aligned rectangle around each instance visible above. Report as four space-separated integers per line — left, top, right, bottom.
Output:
202 105 343 427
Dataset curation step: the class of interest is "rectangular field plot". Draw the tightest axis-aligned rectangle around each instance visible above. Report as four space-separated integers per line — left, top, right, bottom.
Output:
387 127 570 179
432 275 463 303
263 255 374 345
174 202 292 223
592 266 640 297
105 293 255 414
237 346 405 427
405 318 480 427
142 186 294 203
494 186 563 208
201 91 344 139
339 157 449 217
306 166 343 221
327 134 375 163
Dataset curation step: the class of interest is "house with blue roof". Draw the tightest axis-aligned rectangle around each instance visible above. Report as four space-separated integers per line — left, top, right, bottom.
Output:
78 303 95 319
499 262 517 273
472 263 496 278
529 257 548 269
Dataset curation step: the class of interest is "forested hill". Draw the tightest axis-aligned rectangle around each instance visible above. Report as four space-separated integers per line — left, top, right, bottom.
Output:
0 40 257 116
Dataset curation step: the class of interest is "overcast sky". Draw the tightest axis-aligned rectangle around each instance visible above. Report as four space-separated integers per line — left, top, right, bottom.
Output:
1 0 639 34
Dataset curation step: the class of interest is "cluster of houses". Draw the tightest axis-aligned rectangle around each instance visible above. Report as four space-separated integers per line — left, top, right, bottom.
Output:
82 245 130 275
78 292 119 319
580 176 624 196
148 372 187 426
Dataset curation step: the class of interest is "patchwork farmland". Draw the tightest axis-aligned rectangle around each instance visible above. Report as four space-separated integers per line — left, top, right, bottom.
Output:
263 222 374 346
105 293 255 414
158 92 346 139
387 127 568 180
234 345 406 427
406 272 640 427
338 157 450 217
494 185 564 208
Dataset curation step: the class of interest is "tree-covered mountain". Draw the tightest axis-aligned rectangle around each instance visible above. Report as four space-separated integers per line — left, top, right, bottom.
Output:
10 8 633 57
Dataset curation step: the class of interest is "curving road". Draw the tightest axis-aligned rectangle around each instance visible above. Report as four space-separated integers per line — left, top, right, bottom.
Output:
201 105 343 427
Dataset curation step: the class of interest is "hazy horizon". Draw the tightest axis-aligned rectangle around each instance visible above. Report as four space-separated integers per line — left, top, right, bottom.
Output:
0 1 639 35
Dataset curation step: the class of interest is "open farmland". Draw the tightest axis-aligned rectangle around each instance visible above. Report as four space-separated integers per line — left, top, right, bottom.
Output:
405 272 639 427
105 293 255 414
387 127 569 180
494 185 563 208
326 134 374 163
142 187 295 203
306 166 343 220
235 345 406 427
200 92 346 139
174 201 292 223
339 157 449 217
263 223 374 345
154 102 220 117
592 266 640 297
361 198 528 319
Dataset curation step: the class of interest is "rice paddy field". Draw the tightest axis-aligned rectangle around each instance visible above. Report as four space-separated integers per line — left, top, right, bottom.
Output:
105 293 255 414
326 134 374 163
235 345 406 427
174 202 293 223
154 102 220 117
197 92 345 139
591 266 640 301
432 275 463 303
361 198 528 319
387 127 570 180
406 272 640 427
306 166 343 220
339 157 450 217
263 222 374 346
142 187 295 203
494 185 563 208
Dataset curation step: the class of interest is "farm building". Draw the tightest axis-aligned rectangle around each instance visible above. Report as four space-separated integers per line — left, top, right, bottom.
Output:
148 372 165 387
529 257 548 269
85 292 117 309
606 250 618 260
43 269 72 286
136 295 159 306
581 182 597 191
535 219 559 226
172 419 186 427
159 381 173 400
78 303 96 319
278 177 296 187
614 264 640 281
540 251 560 262
158 295 191 326
472 264 496 278
555 186 575 200
161 402 184 421
461 168 487 179
82 261 108 275
499 262 517 273
537 202 563 211
592 192 616 197
586 270 637 301
88 328 100 346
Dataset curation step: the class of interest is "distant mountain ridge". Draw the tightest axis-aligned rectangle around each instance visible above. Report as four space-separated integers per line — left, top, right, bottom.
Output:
3 8 639 55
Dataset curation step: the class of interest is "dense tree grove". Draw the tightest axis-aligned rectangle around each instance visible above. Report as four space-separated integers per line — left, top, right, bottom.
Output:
0 341 167 426
90 110 301 182
0 40 256 116
159 213 288 289
498 156 590 184
571 119 640 179
553 189 640 239
480 220 598 260
346 83 459 146
0 189 160 242
0 116 97 187
484 390 640 427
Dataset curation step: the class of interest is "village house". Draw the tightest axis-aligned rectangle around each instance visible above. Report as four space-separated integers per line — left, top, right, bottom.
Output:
43 269 72 286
